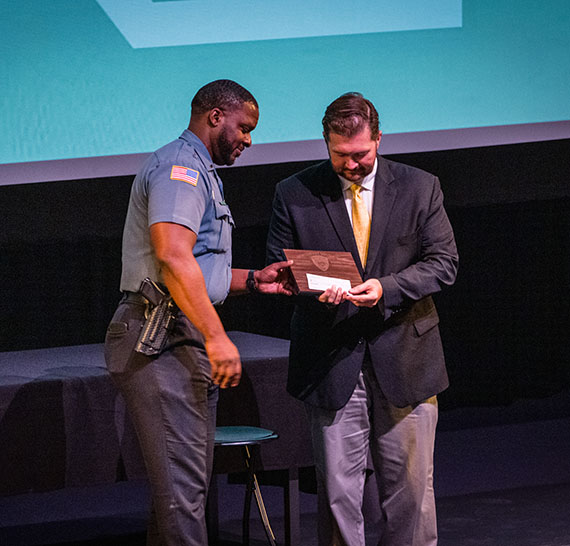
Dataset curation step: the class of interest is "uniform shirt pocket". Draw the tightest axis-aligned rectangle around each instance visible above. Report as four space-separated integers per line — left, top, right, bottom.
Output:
212 200 235 252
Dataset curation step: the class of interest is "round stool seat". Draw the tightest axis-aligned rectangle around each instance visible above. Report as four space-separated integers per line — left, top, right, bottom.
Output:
209 426 279 545
214 426 278 446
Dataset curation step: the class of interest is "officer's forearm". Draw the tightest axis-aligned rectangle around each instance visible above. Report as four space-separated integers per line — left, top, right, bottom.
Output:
150 222 227 343
163 259 227 341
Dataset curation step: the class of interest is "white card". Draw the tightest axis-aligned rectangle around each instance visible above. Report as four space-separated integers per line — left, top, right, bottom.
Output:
306 273 352 292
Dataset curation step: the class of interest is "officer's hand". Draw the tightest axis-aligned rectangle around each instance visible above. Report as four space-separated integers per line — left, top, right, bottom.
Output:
345 279 383 307
205 336 242 388
254 260 296 295
318 285 346 305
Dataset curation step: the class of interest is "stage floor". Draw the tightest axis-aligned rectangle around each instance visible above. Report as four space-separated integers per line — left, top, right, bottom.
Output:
1 414 569 546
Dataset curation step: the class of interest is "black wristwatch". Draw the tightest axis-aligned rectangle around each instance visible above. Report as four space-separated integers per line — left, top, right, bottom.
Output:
246 269 258 293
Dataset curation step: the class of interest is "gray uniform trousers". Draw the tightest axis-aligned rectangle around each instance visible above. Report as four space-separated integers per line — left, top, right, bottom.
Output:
306 359 438 546
105 297 218 546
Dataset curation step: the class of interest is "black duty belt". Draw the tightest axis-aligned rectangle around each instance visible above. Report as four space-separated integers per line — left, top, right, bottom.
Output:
122 291 148 305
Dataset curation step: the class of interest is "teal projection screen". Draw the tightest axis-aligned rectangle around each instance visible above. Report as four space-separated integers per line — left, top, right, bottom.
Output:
2 0 570 184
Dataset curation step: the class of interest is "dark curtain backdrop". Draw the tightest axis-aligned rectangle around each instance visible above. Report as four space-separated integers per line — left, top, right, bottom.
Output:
2 139 569 410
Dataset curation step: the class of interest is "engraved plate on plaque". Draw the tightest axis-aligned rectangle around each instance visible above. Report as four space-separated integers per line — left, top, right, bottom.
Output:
283 249 362 294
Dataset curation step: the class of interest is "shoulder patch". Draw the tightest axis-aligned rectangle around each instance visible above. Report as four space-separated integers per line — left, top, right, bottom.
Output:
170 165 199 186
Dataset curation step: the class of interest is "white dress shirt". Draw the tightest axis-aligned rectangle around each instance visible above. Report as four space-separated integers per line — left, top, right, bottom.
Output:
338 158 377 226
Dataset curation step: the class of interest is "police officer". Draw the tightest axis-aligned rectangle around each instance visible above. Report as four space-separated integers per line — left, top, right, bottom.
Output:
104 79 293 546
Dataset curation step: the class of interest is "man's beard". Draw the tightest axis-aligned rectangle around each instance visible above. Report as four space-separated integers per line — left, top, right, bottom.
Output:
215 128 237 166
337 166 369 182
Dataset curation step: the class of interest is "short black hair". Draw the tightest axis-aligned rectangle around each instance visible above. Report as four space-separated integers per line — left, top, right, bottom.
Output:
191 79 258 115
322 92 380 141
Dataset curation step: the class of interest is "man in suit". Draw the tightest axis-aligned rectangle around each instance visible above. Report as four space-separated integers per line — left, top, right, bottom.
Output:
266 93 458 546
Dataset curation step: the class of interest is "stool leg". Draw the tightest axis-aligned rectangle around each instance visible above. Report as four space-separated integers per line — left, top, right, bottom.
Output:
243 451 254 545
244 445 277 546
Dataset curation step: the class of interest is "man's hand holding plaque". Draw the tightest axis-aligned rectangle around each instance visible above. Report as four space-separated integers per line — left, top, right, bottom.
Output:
345 278 383 307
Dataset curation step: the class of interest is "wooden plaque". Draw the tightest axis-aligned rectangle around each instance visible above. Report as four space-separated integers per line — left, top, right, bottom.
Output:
283 249 362 294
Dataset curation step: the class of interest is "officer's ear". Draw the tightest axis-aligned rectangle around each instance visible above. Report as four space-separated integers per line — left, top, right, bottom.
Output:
208 108 224 127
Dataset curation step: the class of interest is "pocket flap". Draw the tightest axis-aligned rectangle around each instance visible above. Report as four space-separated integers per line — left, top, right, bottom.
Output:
107 321 128 336
214 201 235 226
413 313 439 336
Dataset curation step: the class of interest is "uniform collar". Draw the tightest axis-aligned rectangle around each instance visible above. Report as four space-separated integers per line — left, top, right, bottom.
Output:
179 129 216 171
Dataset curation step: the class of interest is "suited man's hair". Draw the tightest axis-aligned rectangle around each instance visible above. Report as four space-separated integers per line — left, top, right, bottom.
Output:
191 79 258 115
322 92 380 141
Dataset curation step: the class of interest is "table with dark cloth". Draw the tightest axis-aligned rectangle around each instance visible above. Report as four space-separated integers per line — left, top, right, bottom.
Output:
0 332 313 498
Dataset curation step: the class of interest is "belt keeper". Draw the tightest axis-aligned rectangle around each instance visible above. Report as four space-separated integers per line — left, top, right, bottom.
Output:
246 269 258 294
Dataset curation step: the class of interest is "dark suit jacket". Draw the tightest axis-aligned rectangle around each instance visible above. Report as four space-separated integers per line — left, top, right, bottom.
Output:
266 155 458 410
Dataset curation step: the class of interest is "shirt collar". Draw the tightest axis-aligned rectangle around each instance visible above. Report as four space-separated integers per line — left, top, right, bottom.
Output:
179 129 215 171
338 157 378 193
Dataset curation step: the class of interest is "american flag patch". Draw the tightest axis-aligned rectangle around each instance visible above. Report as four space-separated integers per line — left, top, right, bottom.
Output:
170 165 199 186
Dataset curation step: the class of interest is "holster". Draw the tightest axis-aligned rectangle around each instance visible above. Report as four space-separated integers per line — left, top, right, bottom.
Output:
134 277 177 356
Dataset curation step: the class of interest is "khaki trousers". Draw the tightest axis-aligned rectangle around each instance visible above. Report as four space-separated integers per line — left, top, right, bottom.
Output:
306 363 438 546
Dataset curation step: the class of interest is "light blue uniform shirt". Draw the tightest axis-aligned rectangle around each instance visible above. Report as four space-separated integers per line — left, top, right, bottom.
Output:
121 130 234 305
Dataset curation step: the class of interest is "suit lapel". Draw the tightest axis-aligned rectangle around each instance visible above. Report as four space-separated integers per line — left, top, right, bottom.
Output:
316 158 396 277
318 166 361 265
365 156 396 275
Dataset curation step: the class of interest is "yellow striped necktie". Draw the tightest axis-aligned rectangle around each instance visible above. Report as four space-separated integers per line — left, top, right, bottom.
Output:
350 183 371 266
